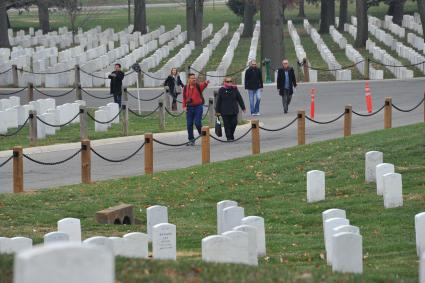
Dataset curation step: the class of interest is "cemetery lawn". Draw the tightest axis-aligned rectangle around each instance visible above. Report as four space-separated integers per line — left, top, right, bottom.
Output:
0 123 425 282
0 110 209 151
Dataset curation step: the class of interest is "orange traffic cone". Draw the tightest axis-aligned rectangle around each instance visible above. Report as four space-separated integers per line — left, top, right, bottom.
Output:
310 88 316 119
365 81 373 113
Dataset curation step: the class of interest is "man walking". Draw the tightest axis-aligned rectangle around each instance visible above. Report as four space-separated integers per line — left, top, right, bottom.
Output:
182 73 209 146
108 63 125 107
277 59 297 114
244 60 263 116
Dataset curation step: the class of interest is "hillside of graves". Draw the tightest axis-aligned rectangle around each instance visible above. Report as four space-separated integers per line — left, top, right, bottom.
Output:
0 122 424 282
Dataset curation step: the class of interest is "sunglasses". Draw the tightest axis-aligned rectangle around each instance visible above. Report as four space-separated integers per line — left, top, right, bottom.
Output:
225 80 233 83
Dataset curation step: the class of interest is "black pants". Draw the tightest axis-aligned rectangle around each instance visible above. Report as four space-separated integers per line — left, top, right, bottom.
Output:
113 93 122 107
279 89 292 113
222 115 238 140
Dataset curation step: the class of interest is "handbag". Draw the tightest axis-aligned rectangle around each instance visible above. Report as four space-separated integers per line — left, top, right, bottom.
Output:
215 117 222 137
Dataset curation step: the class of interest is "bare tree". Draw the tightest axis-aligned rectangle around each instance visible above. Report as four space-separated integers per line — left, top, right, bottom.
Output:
37 0 50 34
298 0 305 18
387 0 405 26
134 0 147 34
319 0 329 34
338 0 348 32
328 0 335 26
186 0 204 47
418 0 425 41
0 1 10 48
242 0 256 38
355 0 368 48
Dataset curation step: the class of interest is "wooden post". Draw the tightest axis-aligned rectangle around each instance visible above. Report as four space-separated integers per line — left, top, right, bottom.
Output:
251 120 260 155
75 65 81 100
144 133 153 174
27 83 34 102
81 139 91 184
138 72 143 89
201 126 210 164
12 65 18 87
302 58 310 82
164 90 171 110
423 92 425 123
297 110 305 145
208 97 215 128
344 105 352 137
158 98 165 130
76 83 82 101
384 97 392 129
237 105 243 124
364 58 370 80
79 105 88 140
121 101 129 136
13 146 24 193
123 88 128 104
28 110 37 146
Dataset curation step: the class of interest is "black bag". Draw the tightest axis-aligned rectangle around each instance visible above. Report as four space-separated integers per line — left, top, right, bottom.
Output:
215 117 222 137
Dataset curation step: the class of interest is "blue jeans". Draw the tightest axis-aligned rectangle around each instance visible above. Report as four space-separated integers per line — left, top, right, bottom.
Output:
248 89 261 114
186 105 203 141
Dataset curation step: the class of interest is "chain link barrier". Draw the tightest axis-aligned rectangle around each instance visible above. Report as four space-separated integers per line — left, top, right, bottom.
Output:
305 112 345 124
189 65 249 78
0 156 13 168
87 109 122 124
0 87 28 96
352 104 386 117
0 68 11 75
0 117 30 137
36 112 80 128
91 142 145 163
209 127 252 143
127 90 164 101
128 106 160 118
259 117 298 132
34 87 76 98
153 135 201 147
23 149 82 166
81 87 114 100
392 97 425 113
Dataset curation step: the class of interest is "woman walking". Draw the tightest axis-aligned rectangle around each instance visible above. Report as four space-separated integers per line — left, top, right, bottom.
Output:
164 68 185 111
215 77 246 141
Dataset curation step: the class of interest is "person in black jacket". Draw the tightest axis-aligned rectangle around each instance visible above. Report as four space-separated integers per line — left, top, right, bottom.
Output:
277 59 297 114
244 60 263 116
164 68 185 111
215 77 246 141
108 63 125 107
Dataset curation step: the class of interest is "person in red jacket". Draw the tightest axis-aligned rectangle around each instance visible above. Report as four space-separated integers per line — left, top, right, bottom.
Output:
182 73 209 146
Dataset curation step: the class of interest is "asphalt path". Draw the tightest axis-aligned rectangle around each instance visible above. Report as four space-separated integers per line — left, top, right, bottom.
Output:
0 78 424 193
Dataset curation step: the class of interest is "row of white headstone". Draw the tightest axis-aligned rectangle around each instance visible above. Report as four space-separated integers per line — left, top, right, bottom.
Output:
94 103 120 132
241 21 261 86
402 14 423 36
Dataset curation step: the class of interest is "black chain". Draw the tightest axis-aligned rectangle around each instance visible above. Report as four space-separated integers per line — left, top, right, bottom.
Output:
305 60 364 71
0 156 13 168
202 104 210 119
139 69 168 81
0 68 11 75
129 106 160 117
91 142 145 163
34 87 76 98
23 149 82 166
20 68 75 75
190 65 249 78
127 90 164 101
79 68 108 79
305 112 345 124
87 109 122 124
352 105 385 117
165 107 185 117
260 117 298 132
81 88 114 99
0 87 28 96
153 135 201 147
369 58 425 68
0 117 29 137
209 127 252 143
36 112 79 128
392 97 425 113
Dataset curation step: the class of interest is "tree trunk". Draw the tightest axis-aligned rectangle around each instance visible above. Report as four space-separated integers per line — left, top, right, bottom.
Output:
38 0 50 34
329 0 335 26
319 0 329 34
186 0 195 44
128 0 131 25
282 3 286 22
242 0 256 38
0 2 10 48
134 0 147 34
392 0 405 26
338 0 348 32
260 0 284 73
298 0 305 18
194 0 204 46
387 0 395 16
354 0 368 48
418 0 425 42
186 0 203 47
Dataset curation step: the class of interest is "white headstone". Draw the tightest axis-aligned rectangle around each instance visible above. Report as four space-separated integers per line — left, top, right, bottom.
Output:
0 237 13 254
233 225 258 266
376 163 395 196
147 205 168 241
365 151 383 182
122 232 148 258
44 232 69 245
322 209 346 229
383 173 403 208
307 170 325 203
202 235 233 264
420 252 425 283
14 243 115 283
83 236 114 253
152 223 176 260
222 206 244 233
11 237 33 253
57 218 81 242
415 212 425 257
241 216 266 256
324 218 350 264
217 200 238 234
331 232 363 274
222 230 249 265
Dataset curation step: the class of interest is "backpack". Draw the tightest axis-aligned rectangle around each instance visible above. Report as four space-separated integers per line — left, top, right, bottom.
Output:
184 83 205 106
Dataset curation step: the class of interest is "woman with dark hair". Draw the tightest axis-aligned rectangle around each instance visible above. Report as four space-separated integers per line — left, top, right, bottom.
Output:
164 68 185 111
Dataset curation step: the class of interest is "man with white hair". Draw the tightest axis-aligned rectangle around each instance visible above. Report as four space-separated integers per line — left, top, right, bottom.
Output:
277 59 297 114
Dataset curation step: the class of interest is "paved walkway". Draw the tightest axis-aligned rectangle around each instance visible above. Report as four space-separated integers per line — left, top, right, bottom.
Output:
0 78 424 193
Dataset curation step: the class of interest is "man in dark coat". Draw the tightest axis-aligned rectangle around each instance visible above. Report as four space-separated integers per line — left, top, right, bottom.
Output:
244 60 263 116
108 63 125 107
277 59 297 114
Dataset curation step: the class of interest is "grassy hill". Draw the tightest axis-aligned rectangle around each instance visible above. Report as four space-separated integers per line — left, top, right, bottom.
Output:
0 122 424 282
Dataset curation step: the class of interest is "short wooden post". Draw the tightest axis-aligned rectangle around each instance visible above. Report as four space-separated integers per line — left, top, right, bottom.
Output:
144 133 153 174
138 72 143 88
364 58 370 80
81 139 91 184
302 58 310 82
121 101 129 136
251 120 260 155
13 146 24 193
79 105 88 140
27 83 34 102
297 110 305 145
158 98 165 130
208 97 215 128
344 105 352 137
384 97 392 129
75 65 81 100
76 83 82 101
12 65 18 87
201 126 210 164
123 88 129 103
164 90 171 110
237 105 243 124
28 110 37 146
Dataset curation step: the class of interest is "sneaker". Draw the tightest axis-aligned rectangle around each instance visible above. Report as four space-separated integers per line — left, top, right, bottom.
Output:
186 140 195 146
256 112 261 116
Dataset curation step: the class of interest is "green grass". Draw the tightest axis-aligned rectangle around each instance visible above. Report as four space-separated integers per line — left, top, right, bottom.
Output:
0 123 424 282
0 109 208 151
